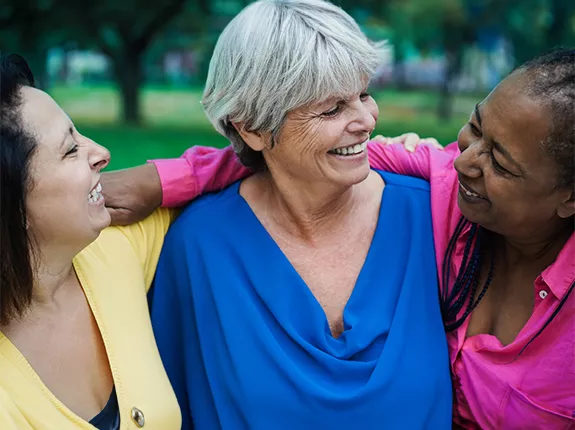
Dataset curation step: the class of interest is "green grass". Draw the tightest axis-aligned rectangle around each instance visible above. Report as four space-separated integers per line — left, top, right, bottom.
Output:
48 85 482 170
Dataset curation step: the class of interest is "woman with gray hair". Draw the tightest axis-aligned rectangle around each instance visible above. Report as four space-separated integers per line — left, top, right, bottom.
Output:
149 0 452 428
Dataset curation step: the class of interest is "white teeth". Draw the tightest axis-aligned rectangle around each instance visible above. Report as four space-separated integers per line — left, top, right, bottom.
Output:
332 140 368 156
87 184 103 203
459 181 482 198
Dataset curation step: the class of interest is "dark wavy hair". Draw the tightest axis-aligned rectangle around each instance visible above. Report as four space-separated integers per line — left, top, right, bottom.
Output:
0 53 38 325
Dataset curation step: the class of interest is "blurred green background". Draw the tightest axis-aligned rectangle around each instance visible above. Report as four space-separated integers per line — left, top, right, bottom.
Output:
2 0 574 170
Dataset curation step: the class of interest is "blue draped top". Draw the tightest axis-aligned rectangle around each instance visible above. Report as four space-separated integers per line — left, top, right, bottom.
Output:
150 171 452 429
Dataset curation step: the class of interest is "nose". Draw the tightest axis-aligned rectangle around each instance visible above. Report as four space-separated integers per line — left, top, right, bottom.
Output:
347 98 378 135
89 141 111 172
453 136 483 179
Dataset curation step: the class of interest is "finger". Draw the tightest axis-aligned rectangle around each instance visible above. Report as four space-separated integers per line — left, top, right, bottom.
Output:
404 133 421 152
422 138 443 150
373 135 394 145
391 133 411 144
387 134 408 145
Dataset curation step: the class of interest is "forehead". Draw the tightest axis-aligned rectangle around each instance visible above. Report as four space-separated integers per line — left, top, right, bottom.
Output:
481 73 552 164
20 87 71 149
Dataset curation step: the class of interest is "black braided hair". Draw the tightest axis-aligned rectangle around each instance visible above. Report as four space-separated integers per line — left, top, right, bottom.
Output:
440 217 493 332
441 217 574 358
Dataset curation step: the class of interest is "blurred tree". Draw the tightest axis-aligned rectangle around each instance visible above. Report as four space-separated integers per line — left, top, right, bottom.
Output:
356 0 573 120
380 0 474 119
1 0 206 124
64 0 206 125
504 0 575 65
0 0 69 89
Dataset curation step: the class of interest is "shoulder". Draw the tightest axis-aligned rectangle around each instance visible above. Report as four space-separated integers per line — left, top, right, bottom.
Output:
164 182 242 244
175 182 240 225
0 384 25 429
375 170 430 193
77 208 176 274
83 208 171 252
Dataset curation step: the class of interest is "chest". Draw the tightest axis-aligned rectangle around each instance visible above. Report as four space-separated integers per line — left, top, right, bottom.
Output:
264 216 378 338
4 283 113 421
465 260 541 345
452 318 575 429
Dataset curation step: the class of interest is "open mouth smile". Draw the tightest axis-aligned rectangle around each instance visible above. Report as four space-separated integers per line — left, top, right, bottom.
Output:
88 182 104 204
328 140 368 157
458 180 488 202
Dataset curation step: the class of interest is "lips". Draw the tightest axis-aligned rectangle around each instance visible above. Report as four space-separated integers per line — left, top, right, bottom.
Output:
458 178 488 200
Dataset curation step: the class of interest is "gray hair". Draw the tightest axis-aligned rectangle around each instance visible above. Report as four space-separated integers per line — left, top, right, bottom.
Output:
202 0 384 169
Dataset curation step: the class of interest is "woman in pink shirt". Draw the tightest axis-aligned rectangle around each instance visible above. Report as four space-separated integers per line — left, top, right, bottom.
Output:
104 49 574 428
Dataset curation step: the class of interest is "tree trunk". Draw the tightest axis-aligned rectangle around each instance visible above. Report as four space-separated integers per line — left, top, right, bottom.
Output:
393 43 407 90
114 49 143 126
438 48 463 121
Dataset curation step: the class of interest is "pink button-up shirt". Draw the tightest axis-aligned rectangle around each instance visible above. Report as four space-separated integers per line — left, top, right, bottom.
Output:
153 142 575 429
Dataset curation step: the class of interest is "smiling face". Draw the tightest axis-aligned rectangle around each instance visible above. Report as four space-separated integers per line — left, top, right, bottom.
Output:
21 87 111 249
239 89 378 189
454 71 574 239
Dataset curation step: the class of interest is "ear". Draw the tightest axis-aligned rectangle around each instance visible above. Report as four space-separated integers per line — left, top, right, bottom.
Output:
232 122 266 152
557 190 575 219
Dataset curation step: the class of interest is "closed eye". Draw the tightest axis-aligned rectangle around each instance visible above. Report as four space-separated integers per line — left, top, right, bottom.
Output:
490 152 509 175
468 122 481 137
65 144 78 156
322 104 342 117
360 92 371 101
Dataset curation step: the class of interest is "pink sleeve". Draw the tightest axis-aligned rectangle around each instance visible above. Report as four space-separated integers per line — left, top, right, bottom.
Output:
367 141 438 181
150 145 251 207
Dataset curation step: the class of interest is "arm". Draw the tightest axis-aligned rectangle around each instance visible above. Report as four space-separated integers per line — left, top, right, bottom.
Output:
367 140 438 181
116 207 179 290
102 145 250 225
102 136 446 226
153 145 250 207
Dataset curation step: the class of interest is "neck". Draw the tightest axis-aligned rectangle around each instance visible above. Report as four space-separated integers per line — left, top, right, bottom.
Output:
498 222 572 268
258 171 364 241
31 237 83 307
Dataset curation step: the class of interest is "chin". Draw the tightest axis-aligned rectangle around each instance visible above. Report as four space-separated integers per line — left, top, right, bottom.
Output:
339 161 371 186
457 193 489 224
91 211 112 233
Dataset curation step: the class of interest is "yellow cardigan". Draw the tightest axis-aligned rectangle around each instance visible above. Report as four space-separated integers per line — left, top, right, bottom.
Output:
0 208 181 429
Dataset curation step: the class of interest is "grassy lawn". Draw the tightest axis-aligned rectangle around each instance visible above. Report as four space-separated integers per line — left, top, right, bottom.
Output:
49 85 483 171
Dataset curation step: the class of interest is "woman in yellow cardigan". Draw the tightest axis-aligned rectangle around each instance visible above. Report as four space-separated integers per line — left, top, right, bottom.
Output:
0 55 180 429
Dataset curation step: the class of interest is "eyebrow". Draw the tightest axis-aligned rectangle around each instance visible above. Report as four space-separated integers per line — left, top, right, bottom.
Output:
474 104 524 174
474 104 482 127
59 126 74 149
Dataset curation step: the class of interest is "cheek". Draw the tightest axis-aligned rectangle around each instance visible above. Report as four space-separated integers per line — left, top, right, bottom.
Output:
457 126 473 152
28 169 90 215
485 176 516 203
288 120 330 155
368 99 379 123
485 175 548 220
